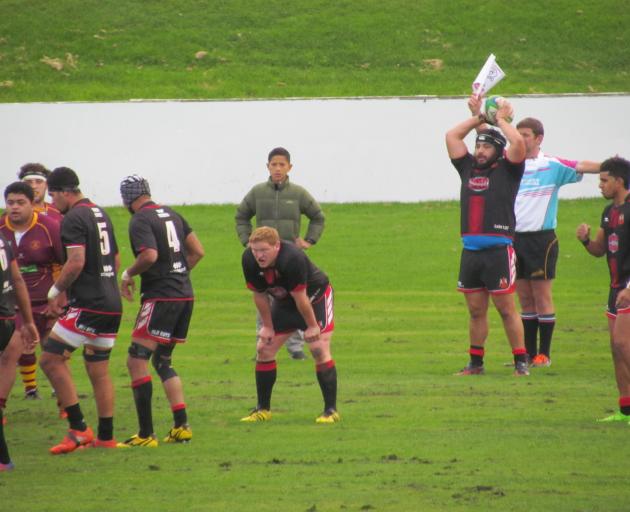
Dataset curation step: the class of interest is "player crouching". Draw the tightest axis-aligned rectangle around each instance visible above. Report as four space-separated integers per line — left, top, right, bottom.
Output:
240 227 339 423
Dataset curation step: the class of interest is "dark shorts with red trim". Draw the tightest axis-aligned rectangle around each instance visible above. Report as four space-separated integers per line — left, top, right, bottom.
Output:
16 303 54 340
458 245 516 295
0 319 16 352
132 298 194 344
514 230 558 280
607 287 630 318
52 307 121 349
273 285 334 336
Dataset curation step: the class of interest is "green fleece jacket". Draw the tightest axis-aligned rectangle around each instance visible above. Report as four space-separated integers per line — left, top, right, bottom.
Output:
235 177 325 246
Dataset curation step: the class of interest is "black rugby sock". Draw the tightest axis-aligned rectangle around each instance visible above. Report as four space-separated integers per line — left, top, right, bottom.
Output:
316 361 338 411
255 361 277 410
98 417 114 441
132 376 154 438
521 313 539 359
0 408 10 464
172 403 187 428
538 314 556 357
469 345 485 367
65 403 88 431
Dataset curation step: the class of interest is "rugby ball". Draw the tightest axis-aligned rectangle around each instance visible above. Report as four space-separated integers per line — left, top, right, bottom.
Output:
483 96 512 125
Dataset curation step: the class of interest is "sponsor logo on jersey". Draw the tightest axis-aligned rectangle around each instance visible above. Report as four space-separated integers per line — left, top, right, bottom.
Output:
29 240 42 250
609 233 619 254
493 224 509 231
468 176 490 192
101 264 115 277
269 286 288 299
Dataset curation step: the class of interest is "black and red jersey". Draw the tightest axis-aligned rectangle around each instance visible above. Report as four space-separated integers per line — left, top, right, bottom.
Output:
601 195 630 289
128 202 194 300
242 241 329 303
0 233 16 319
452 153 525 249
61 198 121 313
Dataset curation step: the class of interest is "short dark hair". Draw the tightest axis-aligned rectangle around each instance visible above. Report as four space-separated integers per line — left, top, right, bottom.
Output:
47 167 80 193
516 117 545 137
18 162 50 180
4 181 35 201
602 156 630 189
268 147 291 163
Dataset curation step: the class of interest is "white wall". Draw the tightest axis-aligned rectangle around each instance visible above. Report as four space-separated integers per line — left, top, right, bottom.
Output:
1 94 628 206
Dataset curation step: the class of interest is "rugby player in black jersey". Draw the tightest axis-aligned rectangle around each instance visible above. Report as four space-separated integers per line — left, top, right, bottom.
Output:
117 175 204 447
240 226 339 423
446 96 529 376
577 157 630 423
40 167 123 453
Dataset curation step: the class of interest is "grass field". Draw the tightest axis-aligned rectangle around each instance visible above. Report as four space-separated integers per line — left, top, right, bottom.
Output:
0 1 629 101
1 198 628 511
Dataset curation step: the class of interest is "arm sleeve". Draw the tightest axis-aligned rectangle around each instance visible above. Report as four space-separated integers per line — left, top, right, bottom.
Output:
61 214 87 248
301 190 325 243
242 249 266 292
450 153 473 178
235 189 256 246
286 252 309 292
553 159 583 185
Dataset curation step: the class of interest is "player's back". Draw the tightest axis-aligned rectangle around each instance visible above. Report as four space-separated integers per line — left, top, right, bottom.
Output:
62 199 121 313
130 203 193 300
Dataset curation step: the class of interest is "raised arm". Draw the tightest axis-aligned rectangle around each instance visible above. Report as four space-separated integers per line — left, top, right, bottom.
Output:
446 115 484 160
493 101 524 163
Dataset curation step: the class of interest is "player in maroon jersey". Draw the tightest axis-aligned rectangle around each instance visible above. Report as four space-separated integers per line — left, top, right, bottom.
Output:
0 229 40 471
39 167 123 453
577 157 630 423
446 95 529 376
18 163 62 223
0 182 64 400
117 175 204 447
15 163 63 396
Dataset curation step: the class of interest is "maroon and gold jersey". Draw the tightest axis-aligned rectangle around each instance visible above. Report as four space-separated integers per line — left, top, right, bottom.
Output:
601 195 630 289
34 202 63 224
0 212 64 305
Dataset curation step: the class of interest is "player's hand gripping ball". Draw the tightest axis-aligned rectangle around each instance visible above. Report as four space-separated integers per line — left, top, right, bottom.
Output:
483 96 513 125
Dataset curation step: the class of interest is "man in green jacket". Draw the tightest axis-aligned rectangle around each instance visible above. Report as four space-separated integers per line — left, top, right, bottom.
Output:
235 147 325 359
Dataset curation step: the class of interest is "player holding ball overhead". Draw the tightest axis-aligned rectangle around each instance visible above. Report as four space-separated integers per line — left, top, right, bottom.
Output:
445 95 529 376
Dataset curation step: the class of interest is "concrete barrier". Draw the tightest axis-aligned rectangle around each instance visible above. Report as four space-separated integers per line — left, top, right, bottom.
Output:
1 94 627 205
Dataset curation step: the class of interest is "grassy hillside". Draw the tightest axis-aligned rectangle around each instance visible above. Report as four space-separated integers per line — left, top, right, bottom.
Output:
0 0 628 102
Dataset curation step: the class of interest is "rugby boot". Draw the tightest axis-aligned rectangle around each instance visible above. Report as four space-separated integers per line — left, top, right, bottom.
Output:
240 408 271 422
315 408 341 424
50 427 94 455
455 363 485 376
596 411 630 423
513 361 530 376
531 354 551 367
163 424 192 443
118 434 158 447
89 438 124 448
0 461 15 472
